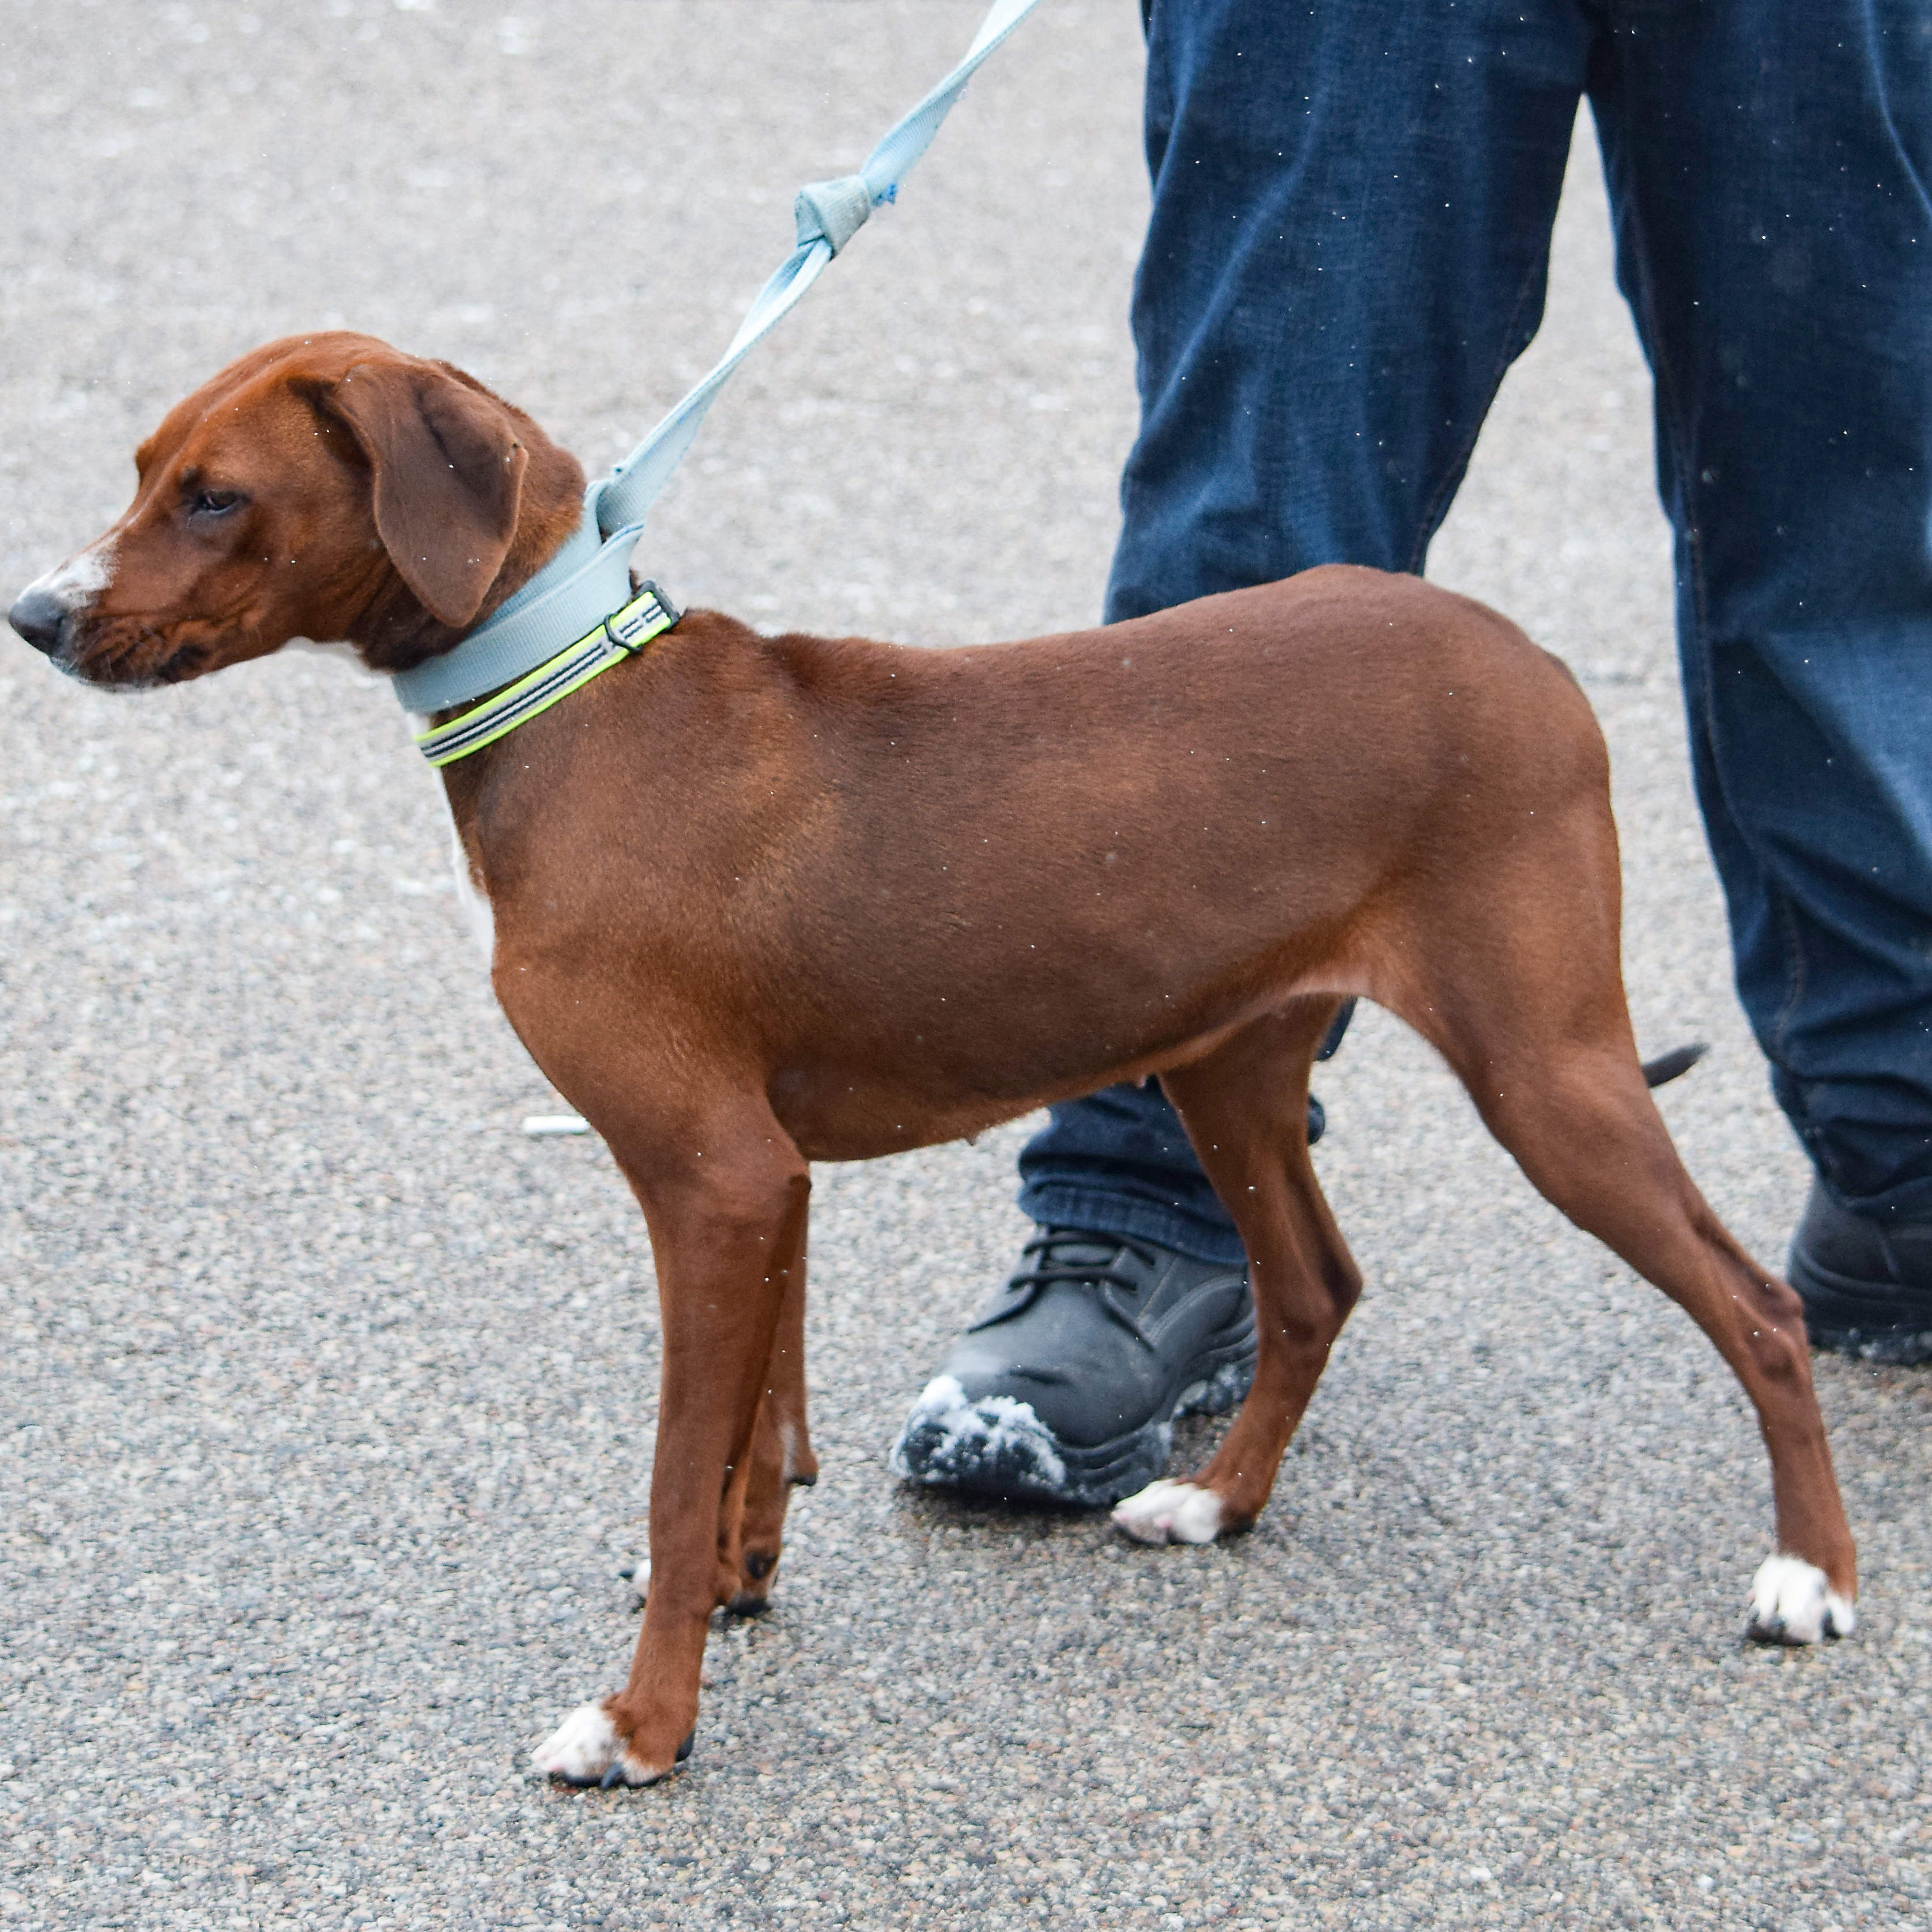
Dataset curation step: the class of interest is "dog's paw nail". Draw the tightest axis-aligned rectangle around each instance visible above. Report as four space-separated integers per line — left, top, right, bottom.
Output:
1746 1554 1856 1646
1111 1478 1225 1545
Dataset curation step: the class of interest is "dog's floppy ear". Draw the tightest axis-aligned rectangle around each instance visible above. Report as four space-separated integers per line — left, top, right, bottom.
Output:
312 356 529 628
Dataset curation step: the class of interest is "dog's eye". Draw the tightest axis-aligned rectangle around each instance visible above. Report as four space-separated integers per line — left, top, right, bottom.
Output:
190 488 242 517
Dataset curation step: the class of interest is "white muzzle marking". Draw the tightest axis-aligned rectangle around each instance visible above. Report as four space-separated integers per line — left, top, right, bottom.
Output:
26 538 118 614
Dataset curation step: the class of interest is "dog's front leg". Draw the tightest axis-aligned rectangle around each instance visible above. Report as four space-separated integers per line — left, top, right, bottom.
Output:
723 1233 818 1615
533 1111 810 1787
623 1242 817 1618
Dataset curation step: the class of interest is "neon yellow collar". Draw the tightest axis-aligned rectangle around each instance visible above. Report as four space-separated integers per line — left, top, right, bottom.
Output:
413 582 679 767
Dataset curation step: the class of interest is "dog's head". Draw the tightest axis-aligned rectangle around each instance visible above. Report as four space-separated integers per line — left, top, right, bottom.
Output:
7 331 584 687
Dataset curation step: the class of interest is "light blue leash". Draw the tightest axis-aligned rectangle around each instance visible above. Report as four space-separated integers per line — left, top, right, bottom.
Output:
393 0 1048 723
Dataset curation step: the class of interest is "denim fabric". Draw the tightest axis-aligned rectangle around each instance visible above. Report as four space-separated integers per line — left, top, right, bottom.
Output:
1020 0 1932 1252
1020 1079 1328 1269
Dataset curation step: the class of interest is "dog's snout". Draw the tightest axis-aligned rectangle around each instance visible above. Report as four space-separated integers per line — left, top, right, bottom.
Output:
7 584 67 655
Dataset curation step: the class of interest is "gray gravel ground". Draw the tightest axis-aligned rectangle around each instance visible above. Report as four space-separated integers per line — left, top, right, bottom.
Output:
2 3 1929 1929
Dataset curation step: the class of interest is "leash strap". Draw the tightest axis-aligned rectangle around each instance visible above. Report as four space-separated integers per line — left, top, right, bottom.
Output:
412 582 679 767
591 0 1046 541
392 0 1046 722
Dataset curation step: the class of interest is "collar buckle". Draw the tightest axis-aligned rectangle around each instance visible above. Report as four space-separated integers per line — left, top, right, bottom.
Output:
413 582 680 768
606 579 678 652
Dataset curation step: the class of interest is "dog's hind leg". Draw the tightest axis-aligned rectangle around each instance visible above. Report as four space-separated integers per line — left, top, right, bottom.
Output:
1391 842 1858 1641
1449 1025 1855 1639
1114 997 1364 1546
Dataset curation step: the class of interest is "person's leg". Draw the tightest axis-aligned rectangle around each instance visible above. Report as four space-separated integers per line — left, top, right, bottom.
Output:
1018 0 1594 1261
1017 1066 1334 1271
896 0 1598 1503
1590 0 1932 1361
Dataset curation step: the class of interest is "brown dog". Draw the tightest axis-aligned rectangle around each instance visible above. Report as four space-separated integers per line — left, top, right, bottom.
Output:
9 333 1856 1787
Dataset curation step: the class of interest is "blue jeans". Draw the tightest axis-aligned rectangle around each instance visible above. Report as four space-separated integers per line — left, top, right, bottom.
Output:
1019 0 1932 1262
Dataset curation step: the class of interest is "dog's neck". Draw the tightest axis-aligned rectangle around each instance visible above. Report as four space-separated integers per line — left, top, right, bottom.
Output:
347 429 589 681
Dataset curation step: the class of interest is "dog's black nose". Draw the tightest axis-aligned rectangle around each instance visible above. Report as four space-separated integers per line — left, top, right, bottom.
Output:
7 585 66 655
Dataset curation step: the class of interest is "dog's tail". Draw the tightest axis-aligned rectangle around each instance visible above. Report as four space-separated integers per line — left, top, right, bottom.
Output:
1641 1042 1708 1089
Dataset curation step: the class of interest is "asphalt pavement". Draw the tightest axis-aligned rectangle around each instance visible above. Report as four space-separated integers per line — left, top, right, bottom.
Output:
1 4 1927 1929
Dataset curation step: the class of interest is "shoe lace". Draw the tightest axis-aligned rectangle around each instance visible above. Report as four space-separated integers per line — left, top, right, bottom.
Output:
1009 1227 1158 1302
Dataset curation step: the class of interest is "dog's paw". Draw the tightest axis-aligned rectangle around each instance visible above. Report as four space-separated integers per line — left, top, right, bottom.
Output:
1111 1478 1225 1545
533 1702 627 1784
532 1701 673 1787
1747 1554 1856 1646
727 1548 779 1617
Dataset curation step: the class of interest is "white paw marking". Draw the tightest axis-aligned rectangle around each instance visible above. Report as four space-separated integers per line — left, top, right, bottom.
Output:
628 1557 651 1605
531 1701 667 1786
1748 1554 1856 1645
1111 1478 1225 1546
532 1702 621 1782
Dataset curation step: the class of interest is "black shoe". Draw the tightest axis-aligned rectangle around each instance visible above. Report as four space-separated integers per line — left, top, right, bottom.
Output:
889 1227 1255 1507
1788 1179 1932 1365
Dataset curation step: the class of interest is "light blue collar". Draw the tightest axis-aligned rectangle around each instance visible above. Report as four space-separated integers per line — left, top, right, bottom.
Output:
390 480 643 715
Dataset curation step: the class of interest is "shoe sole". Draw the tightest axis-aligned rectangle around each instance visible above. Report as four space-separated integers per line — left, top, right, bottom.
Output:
1788 1250 1932 1365
1799 1320 1932 1367
890 1318 1258 1508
